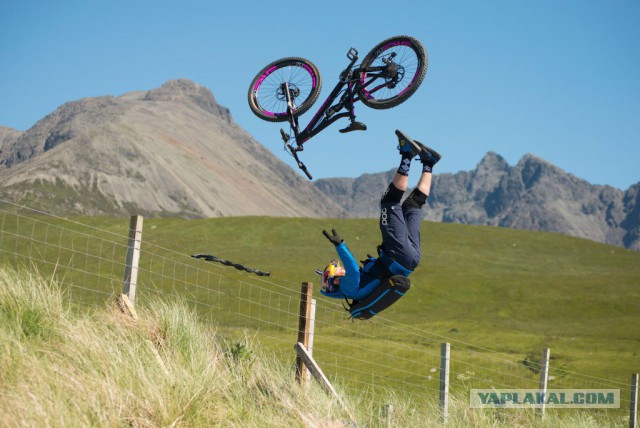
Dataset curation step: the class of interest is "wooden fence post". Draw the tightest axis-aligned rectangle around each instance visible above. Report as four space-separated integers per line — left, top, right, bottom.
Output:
439 342 450 423
306 298 317 386
631 373 639 428
296 282 313 387
383 403 393 427
294 342 354 422
122 215 143 306
538 347 551 418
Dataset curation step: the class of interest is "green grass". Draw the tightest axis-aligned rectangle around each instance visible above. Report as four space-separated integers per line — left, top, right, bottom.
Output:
1 211 639 423
142 217 640 378
0 266 630 427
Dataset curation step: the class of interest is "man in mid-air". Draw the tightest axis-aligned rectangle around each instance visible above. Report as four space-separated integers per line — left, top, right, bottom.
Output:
320 129 441 311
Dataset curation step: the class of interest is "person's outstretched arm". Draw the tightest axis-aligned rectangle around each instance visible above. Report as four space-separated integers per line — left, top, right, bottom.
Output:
322 229 360 298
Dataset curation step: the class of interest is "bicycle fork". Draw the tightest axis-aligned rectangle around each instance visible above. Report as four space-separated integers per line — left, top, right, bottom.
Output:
279 82 313 180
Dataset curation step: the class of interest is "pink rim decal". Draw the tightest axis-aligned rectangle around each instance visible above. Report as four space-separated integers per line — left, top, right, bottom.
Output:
361 40 418 100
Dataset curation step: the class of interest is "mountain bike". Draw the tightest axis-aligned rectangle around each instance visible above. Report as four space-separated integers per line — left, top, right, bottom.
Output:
247 35 428 179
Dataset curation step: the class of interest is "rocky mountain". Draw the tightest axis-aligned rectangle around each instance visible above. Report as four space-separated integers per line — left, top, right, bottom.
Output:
315 152 640 251
2 79 638 250
0 79 345 218
0 127 21 149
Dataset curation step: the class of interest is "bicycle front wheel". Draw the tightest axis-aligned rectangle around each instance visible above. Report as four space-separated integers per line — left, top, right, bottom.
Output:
247 57 322 122
358 35 427 109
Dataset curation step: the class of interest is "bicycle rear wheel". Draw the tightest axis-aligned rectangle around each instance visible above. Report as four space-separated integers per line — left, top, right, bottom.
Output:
358 35 427 109
247 57 322 122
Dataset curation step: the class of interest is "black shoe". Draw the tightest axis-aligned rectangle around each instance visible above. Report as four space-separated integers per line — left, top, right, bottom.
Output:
414 139 441 168
395 129 441 167
395 129 422 159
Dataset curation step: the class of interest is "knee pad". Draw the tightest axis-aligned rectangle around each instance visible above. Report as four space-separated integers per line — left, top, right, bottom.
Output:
402 188 428 210
380 183 405 205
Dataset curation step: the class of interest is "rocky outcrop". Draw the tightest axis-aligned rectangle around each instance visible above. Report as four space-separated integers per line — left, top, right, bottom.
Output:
0 79 344 219
315 152 640 250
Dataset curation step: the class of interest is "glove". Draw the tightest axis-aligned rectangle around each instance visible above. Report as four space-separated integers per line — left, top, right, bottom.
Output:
322 229 343 246
360 254 376 266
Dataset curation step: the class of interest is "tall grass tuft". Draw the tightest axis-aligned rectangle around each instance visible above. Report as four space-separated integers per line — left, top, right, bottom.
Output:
0 266 625 427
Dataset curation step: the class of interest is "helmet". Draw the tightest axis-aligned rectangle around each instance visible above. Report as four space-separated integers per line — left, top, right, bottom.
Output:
321 259 343 292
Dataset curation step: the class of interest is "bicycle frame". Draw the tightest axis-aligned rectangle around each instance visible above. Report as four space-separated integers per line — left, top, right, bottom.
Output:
280 47 396 179
286 48 360 145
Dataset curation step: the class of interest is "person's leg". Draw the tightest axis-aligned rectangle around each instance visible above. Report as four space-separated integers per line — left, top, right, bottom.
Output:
393 128 439 193
401 172 432 269
401 141 440 269
381 128 422 210
379 173 410 261
415 170 432 197
378 131 422 265
392 172 408 193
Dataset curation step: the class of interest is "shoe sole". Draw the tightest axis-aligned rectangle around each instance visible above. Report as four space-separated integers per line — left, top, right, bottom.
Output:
395 129 441 163
414 140 441 163
395 129 422 158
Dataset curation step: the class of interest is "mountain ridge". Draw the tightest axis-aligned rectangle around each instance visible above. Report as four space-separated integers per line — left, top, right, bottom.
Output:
0 79 345 218
315 151 640 250
1 79 638 250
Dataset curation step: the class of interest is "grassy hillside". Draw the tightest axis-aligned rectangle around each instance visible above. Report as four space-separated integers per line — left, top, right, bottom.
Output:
0 266 627 427
144 216 640 356
202 219 635 376
1 212 639 418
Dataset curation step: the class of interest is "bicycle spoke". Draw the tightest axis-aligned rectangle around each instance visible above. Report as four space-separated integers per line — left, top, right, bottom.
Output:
360 42 423 103
254 63 318 117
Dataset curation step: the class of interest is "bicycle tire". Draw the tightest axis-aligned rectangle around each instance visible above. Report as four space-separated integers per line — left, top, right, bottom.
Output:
247 57 322 122
358 35 428 110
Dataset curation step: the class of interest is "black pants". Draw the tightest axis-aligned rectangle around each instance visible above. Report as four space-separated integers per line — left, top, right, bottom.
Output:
379 184 422 271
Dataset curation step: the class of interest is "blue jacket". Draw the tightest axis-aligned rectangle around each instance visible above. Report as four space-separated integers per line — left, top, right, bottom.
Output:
320 242 412 301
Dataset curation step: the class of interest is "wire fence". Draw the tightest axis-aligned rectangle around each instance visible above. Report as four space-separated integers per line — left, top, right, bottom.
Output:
0 200 636 421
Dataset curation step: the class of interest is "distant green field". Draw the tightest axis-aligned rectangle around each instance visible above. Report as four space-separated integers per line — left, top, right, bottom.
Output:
1 212 639 416
139 216 640 352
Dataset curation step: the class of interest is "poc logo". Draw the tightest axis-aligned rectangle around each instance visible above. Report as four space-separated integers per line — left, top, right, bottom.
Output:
381 207 388 225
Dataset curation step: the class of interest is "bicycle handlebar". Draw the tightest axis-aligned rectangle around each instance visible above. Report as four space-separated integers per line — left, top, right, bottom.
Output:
280 128 313 180
286 143 313 180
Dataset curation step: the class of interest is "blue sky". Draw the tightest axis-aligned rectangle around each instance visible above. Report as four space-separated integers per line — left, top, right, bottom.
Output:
1 0 639 189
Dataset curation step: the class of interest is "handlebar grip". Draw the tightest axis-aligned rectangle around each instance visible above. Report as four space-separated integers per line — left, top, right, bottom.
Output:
286 142 313 180
300 165 313 180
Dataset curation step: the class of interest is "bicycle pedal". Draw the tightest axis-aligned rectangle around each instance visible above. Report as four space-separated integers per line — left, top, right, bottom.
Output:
339 122 367 133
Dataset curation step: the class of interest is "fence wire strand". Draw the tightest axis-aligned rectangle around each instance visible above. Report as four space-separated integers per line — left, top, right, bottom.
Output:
0 200 634 413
